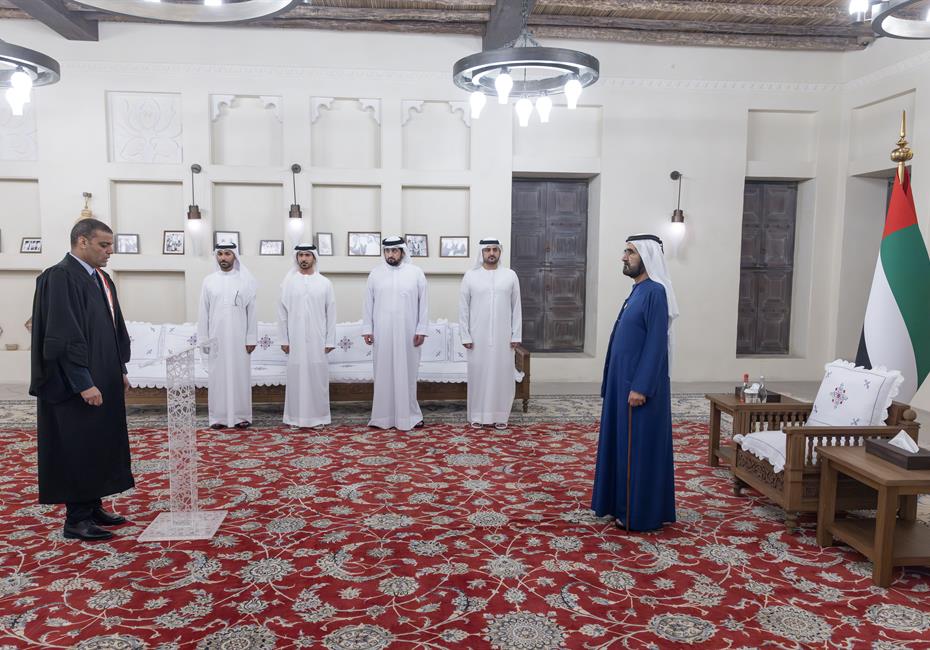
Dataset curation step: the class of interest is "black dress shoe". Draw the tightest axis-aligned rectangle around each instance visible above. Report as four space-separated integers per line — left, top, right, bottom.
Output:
63 520 114 541
414 421 425 429
210 423 227 430
234 421 251 429
92 508 127 526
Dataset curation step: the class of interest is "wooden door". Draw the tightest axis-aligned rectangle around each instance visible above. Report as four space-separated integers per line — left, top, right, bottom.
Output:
737 182 796 355
512 180 588 352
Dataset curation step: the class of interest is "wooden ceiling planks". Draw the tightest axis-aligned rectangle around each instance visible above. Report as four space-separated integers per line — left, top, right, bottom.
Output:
0 0 871 50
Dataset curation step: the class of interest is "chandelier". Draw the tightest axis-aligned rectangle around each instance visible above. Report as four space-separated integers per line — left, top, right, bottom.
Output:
0 39 60 117
850 0 930 39
452 1 599 126
71 0 300 24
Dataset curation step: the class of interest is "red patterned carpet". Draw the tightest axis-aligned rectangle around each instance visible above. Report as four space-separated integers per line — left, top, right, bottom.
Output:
1 420 930 649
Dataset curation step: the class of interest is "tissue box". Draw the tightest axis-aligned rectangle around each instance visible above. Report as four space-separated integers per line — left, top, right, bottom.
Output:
865 438 930 470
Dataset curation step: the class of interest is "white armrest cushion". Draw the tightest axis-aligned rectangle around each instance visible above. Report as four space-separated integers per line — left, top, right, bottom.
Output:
733 430 787 474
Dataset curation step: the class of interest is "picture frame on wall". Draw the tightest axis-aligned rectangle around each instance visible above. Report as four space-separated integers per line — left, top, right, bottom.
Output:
213 230 240 250
405 234 428 257
440 236 469 258
315 232 333 256
347 231 382 257
163 230 185 255
20 237 42 254
260 239 284 256
115 233 140 254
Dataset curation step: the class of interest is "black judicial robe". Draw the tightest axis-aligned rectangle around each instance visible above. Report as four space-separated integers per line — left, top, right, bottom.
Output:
29 254 135 504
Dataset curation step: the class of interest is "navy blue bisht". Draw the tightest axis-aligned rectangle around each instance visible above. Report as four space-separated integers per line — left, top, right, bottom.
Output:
591 278 676 532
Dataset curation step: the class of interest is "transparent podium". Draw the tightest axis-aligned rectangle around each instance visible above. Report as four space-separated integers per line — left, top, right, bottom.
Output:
138 338 227 542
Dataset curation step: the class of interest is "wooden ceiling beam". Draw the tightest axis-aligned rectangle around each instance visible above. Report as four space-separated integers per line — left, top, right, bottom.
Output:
483 0 535 49
8 0 98 40
534 1 847 23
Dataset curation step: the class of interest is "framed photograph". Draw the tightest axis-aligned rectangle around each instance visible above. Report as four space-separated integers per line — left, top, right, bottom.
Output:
115 233 140 254
347 231 382 257
440 236 469 258
20 237 41 254
213 230 240 250
162 230 185 255
260 239 284 256
315 232 333 256
405 233 428 257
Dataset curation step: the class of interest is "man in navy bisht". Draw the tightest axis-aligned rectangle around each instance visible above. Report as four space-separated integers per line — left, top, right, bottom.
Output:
592 234 679 532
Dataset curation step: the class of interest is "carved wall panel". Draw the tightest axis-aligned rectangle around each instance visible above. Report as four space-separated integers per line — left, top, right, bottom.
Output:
211 94 283 166
311 184 381 257
111 180 185 254
402 101 470 171
107 91 183 164
0 103 37 161
310 98 381 169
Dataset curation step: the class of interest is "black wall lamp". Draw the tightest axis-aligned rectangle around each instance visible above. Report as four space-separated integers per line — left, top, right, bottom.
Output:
289 164 302 219
187 164 202 221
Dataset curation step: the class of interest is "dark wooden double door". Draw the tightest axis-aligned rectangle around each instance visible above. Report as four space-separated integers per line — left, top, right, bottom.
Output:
511 180 588 352
737 182 797 355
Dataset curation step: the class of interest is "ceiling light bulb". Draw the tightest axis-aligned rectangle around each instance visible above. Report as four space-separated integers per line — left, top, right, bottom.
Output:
495 71 513 104
11 70 33 91
848 0 868 15
469 91 486 119
535 95 552 123
564 78 583 110
515 98 533 127
6 88 26 117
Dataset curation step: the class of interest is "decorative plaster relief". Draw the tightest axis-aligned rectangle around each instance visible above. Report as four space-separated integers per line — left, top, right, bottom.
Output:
107 91 183 164
357 98 381 125
211 94 282 122
311 97 335 124
0 102 37 161
402 100 425 126
447 101 471 128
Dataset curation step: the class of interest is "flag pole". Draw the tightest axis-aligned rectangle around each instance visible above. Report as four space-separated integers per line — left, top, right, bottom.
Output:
892 110 913 183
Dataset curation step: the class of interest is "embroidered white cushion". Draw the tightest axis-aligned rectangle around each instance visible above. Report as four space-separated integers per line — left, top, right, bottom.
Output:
448 323 468 363
420 321 449 363
251 322 287 365
733 431 787 474
162 323 198 358
331 321 371 364
127 321 163 361
806 360 903 427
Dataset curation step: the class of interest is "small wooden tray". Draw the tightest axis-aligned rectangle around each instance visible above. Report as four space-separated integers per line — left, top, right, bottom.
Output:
865 438 930 470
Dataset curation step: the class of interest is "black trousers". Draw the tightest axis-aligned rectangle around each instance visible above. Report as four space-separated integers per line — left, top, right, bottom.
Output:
65 498 102 524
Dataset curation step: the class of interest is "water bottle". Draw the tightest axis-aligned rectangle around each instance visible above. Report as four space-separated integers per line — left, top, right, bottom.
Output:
741 373 750 402
758 375 768 402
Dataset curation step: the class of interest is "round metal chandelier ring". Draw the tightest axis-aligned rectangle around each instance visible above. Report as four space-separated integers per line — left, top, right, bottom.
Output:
453 47 599 98
71 0 300 24
0 40 61 87
871 0 930 39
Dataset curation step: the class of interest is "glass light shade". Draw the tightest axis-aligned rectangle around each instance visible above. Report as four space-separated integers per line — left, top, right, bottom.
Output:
564 78 582 109
535 95 552 123
515 98 533 127
10 70 32 91
469 91 486 119
495 71 513 104
5 88 26 116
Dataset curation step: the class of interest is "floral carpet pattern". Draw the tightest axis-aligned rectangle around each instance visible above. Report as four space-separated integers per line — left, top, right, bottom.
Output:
2 412 930 648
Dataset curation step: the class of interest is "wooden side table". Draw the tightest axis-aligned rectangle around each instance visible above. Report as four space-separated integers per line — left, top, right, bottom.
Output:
704 392 804 467
816 446 930 587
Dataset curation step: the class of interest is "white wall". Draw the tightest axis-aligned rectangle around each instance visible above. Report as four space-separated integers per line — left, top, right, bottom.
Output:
0 20 929 411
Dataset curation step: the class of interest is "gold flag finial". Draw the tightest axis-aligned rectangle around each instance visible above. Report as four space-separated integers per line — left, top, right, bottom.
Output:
891 110 913 182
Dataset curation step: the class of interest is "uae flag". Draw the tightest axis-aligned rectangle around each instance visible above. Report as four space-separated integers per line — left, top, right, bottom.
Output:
856 167 930 401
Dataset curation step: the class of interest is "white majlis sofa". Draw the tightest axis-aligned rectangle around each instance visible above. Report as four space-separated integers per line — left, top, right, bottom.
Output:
124 320 531 410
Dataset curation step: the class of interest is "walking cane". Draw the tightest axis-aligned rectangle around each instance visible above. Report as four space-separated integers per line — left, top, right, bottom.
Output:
625 402 633 533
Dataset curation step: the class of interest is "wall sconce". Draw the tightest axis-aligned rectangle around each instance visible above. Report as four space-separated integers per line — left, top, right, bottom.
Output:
289 163 303 219
187 164 202 226
670 169 685 226
80 192 93 219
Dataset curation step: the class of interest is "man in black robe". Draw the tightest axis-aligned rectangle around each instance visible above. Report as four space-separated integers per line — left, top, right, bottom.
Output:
29 218 135 541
